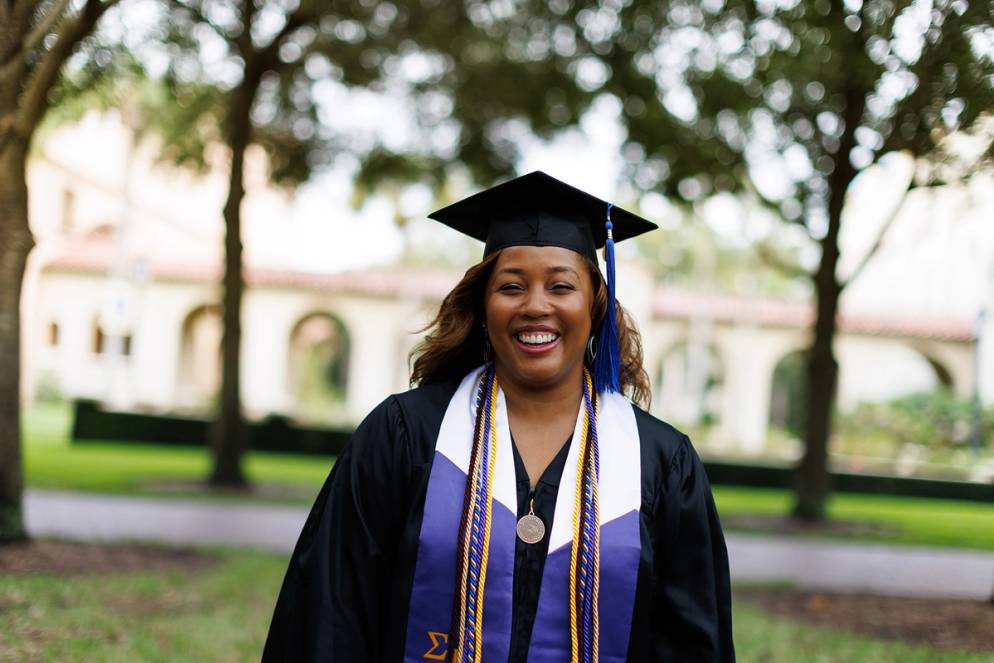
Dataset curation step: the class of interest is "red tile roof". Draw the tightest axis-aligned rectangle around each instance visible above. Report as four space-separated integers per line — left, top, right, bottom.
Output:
654 289 975 342
45 226 975 342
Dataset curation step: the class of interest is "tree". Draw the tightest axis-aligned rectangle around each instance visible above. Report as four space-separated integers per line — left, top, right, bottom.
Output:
151 0 595 484
350 1 993 521
0 0 124 542
148 0 347 485
578 0 993 520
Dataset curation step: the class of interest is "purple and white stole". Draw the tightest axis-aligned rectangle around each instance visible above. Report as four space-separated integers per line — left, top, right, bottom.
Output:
403 365 641 662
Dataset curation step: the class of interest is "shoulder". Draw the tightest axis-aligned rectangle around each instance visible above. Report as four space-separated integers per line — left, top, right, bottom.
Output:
355 379 460 435
352 379 461 465
629 404 694 476
339 379 461 481
391 379 461 422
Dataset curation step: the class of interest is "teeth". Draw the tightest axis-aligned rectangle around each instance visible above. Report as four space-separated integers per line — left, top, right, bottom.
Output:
517 332 558 345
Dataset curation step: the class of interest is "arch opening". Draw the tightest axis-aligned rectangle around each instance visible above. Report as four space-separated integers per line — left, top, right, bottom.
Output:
176 304 222 414
655 338 724 433
287 312 350 426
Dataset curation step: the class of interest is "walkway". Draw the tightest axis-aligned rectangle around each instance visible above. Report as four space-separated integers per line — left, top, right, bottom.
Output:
23 490 994 600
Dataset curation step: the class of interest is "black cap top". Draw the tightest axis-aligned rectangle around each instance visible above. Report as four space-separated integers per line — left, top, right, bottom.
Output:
427 171 657 262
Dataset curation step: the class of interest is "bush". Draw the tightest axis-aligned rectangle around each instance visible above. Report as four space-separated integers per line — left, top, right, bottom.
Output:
33 370 65 404
835 388 994 453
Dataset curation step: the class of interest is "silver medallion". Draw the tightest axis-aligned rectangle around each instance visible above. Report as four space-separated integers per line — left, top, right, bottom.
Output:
516 499 545 544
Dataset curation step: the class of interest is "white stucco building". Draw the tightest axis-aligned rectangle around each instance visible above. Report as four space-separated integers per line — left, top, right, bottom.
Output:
20 112 994 453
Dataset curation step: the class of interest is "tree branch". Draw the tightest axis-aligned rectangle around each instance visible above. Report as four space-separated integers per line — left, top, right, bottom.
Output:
234 0 255 58
255 2 319 69
14 0 120 137
0 0 73 86
21 0 72 57
837 190 903 291
753 239 813 280
839 176 960 290
739 167 804 226
169 0 234 45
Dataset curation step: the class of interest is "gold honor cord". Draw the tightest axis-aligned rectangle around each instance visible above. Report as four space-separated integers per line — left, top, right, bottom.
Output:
471 374 499 663
452 371 499 663
568 369 596 662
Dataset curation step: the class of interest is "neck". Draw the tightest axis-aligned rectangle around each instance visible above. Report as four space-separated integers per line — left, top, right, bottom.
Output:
494 362 585 420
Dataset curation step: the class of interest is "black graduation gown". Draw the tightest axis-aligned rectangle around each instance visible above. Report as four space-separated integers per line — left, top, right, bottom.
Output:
261 379 735 662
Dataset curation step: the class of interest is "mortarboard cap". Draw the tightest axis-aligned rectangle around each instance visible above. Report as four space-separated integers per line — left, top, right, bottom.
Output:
427 171 657 262
427 170 657 395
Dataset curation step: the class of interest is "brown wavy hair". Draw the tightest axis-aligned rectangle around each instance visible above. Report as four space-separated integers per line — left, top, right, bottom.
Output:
409 250 652 408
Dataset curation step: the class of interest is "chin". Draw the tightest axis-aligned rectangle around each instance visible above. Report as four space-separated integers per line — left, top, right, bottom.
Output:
503 354 579 388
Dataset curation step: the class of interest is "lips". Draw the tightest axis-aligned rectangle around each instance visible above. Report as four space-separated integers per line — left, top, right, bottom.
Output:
511 327 561 355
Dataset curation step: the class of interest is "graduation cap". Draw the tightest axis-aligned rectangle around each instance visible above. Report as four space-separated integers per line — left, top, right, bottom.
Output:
428 170 658 394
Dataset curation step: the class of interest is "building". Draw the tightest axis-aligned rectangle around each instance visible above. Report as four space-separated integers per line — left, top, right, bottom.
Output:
22 112 994 453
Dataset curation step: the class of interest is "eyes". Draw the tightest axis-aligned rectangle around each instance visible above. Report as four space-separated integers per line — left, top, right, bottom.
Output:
497 281 577 293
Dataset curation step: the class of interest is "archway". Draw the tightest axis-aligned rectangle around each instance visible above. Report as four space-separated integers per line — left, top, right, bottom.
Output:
769 349 808 441
924 355 954 390
176 304 222 413
287 313 350 425
655 339 724 429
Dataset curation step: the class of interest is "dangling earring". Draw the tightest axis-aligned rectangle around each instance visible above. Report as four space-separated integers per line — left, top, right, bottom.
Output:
586 334 597 364
482 323 492 363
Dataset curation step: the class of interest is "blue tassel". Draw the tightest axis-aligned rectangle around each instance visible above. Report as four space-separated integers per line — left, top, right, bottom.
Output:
594 204 621 393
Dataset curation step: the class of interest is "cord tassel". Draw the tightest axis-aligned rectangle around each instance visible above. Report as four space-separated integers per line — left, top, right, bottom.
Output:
594 203 621 393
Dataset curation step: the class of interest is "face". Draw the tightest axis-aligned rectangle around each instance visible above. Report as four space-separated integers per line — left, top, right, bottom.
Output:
484 245 595 390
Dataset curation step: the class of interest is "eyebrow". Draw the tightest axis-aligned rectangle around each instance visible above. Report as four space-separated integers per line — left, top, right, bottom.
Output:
495 266 580 278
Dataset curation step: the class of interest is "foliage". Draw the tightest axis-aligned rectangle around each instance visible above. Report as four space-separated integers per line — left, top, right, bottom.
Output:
357 0 994 223
593 0 994 214
835 388 994 452
636 214 813 298
137 0 611 192
32 371 66 405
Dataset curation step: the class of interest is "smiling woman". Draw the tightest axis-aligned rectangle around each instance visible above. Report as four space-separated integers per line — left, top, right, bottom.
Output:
410 249 651 407
262 172 734 663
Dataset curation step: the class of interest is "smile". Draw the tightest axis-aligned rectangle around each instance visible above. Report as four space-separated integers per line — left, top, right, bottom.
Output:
515 331 560 345
513 330 561 355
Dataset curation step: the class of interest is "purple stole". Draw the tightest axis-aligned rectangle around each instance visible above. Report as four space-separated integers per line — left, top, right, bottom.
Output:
403 366 642 662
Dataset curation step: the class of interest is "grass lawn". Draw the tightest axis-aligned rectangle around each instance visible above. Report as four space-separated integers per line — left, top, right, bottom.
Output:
22 402 994 550
23 403 331 504
0 547 280 661
0 546 989 662
712 486 994 551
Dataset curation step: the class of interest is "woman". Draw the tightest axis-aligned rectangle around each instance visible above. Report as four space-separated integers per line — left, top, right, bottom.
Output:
262 171 734 662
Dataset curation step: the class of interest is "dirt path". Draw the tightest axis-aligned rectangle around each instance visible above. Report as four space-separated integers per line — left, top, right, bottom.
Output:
737 587 994 653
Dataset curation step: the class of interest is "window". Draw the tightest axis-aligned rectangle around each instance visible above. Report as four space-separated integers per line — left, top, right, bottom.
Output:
92 323 132 356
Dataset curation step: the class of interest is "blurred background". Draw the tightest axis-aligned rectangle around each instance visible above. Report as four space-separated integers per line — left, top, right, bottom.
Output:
2 0 994 660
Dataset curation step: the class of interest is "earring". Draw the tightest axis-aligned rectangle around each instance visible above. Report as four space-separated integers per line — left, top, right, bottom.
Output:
586 335 597 363
482 323 492 363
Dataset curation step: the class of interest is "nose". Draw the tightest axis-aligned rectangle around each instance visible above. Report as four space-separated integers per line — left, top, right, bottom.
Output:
521 287 552 318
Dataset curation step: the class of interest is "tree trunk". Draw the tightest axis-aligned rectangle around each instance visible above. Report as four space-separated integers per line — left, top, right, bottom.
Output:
791 263 841 521
208 83 255 487
0 139 34 543
791 75 864 521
